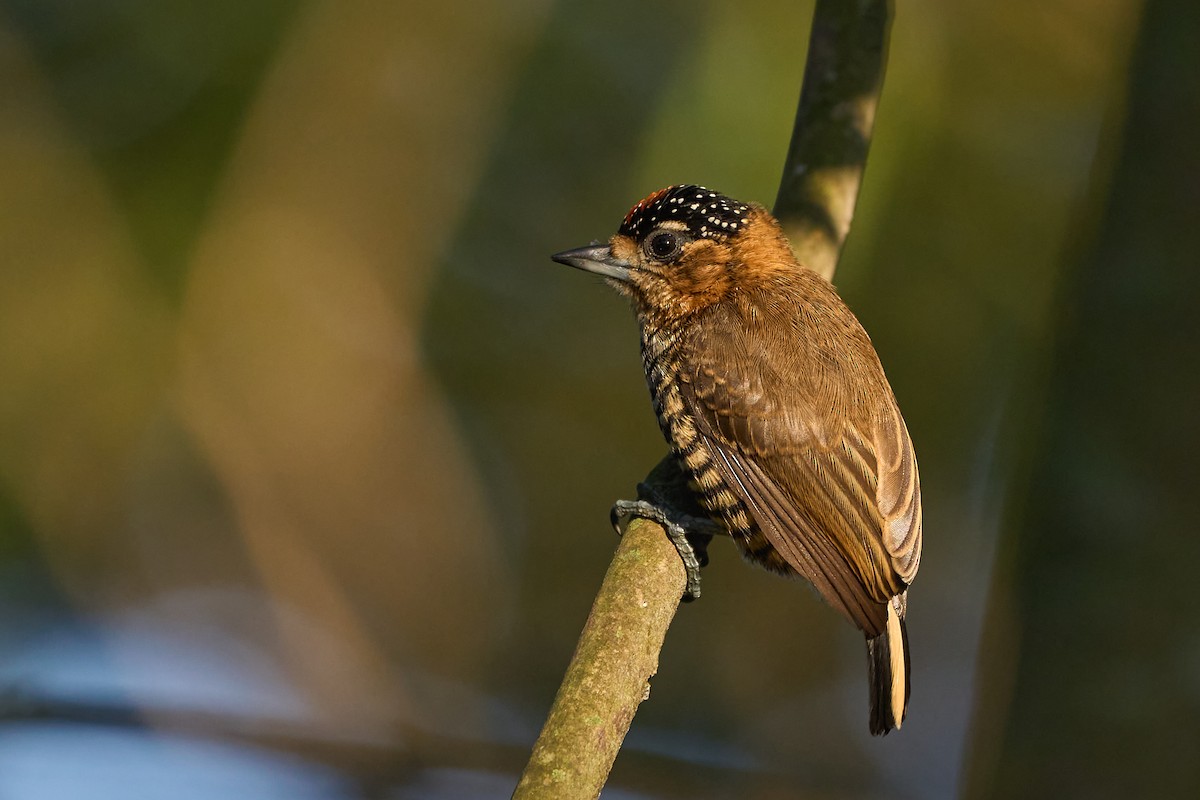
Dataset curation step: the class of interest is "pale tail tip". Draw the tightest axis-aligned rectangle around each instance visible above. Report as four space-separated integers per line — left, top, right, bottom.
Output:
867 599 910 735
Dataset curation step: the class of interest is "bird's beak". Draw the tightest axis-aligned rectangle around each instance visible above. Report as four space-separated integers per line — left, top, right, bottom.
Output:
551 244 631 282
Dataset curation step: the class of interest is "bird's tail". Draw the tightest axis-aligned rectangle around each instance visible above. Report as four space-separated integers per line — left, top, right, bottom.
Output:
866 595 910 735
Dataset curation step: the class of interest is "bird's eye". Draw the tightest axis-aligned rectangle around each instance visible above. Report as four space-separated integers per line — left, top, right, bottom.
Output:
646 231 681 261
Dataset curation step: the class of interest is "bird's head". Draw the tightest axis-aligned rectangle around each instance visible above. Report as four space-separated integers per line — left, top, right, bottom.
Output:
553 185 796 322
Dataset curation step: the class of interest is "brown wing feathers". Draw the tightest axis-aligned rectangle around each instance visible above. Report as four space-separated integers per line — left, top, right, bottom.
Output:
677 299 919 640
708 440 889 636
873 410 923 582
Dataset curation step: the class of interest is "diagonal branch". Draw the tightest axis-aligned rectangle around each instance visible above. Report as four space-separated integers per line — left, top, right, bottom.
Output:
510 515 685 799
513 3 892 797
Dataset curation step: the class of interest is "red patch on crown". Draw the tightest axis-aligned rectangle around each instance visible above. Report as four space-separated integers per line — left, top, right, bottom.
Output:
622 186 675 229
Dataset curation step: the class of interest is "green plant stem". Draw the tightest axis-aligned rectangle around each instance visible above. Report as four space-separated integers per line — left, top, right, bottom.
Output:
513 2 892 797
774 0 892 280
511 518 685 799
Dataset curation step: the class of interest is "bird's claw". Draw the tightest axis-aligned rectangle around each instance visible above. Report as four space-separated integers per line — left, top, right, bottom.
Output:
610 498 713 602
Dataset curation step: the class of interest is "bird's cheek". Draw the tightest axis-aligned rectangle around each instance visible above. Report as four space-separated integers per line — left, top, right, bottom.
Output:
626 268 662 295
624 272 673 313
678 263 732 299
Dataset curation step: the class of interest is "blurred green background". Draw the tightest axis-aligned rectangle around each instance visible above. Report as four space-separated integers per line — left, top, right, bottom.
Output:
1 0 1197 798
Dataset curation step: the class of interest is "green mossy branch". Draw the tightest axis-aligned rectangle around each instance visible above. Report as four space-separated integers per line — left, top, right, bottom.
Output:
511 519 685 799
513 2 891 797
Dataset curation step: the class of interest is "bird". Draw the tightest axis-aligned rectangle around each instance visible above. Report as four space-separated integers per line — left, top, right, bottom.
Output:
552 184 922 735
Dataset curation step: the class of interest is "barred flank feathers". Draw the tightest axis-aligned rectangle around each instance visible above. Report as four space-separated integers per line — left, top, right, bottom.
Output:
867 600 909 735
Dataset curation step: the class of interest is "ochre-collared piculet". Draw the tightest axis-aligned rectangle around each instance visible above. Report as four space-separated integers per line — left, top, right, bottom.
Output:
552 185 923 735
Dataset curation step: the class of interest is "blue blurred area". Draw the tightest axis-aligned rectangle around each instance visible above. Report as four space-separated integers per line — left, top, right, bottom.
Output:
0 726 352 799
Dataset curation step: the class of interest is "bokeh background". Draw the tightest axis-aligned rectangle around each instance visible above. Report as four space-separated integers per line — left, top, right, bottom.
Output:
1 0 1197 798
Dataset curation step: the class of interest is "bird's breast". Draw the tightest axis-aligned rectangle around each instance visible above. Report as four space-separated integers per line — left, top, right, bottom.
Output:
639 327 790 573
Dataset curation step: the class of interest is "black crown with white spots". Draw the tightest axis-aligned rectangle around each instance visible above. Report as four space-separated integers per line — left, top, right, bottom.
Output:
618 185 751 243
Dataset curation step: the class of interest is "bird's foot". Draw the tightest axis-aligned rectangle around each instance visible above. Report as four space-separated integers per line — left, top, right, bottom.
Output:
610 489 720 602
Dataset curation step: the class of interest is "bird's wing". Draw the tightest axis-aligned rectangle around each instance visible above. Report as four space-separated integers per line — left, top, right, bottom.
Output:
679 302 921 637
